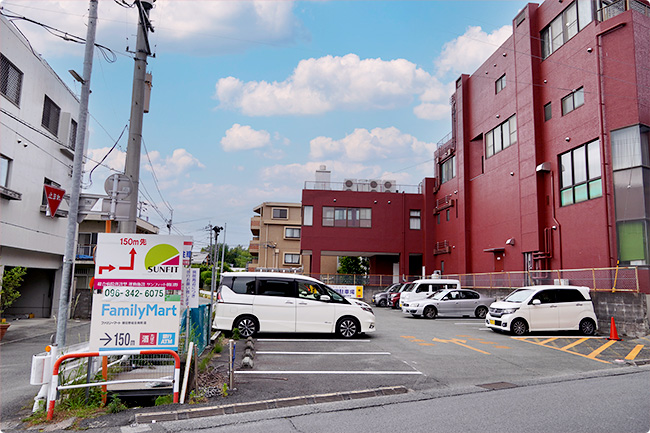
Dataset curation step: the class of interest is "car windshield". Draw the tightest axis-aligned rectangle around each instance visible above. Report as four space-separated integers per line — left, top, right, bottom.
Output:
430 290 449 300
503 288 535 303
388 285 400 293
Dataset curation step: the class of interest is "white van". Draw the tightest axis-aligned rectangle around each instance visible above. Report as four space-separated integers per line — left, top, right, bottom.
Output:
399 278 461 307
485 285 598 336
212 272 376 338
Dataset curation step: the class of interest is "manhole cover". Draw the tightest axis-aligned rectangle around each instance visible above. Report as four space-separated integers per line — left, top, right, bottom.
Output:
477 382 518 390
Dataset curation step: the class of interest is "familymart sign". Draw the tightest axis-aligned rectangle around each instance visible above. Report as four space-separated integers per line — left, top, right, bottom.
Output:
89 234 185 352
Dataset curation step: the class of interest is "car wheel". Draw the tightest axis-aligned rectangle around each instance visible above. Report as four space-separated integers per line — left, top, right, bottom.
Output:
511 318 528 336
337 317 359 338
423 305 437 319
475 306 488 319
579 318 596 336
234 316 258 338
378 299 387 308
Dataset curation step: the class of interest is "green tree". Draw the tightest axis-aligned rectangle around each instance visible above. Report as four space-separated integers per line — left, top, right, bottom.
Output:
1 266 26 315
337 257 369 275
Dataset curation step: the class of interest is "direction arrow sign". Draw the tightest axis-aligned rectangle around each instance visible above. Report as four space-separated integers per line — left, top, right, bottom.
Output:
99 333 112 346
43 184 65 218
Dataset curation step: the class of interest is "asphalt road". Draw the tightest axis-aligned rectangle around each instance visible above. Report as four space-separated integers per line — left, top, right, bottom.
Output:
1 306 649 432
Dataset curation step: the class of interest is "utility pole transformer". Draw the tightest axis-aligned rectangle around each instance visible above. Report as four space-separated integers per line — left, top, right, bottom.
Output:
120 0 155 233
55 0 98 348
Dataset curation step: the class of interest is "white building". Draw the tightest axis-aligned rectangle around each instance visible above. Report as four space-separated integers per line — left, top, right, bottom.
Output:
1 15 81 318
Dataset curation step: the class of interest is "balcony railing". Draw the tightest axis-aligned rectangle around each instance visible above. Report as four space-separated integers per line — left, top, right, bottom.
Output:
598 0 650 21
304 180 421 194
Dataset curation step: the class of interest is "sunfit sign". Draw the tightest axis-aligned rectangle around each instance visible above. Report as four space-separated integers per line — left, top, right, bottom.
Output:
90 234 185 351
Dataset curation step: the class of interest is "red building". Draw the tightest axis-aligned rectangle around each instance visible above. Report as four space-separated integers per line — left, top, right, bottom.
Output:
301 0 650 290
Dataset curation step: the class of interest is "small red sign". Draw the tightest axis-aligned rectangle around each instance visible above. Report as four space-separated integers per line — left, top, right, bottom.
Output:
43 184 65 218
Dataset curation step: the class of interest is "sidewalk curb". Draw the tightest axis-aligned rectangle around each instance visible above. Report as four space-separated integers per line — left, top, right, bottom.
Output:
134 386 408 424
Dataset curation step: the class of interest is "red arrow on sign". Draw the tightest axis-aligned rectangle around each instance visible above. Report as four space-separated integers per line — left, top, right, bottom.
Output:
119 248 137 270
99 264 115 274
43 184 65 218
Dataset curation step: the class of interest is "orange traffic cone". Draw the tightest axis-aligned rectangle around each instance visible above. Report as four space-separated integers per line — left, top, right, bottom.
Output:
608 317 621 341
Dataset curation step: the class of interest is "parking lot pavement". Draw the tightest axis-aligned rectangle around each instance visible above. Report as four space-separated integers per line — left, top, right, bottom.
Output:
511 334 650 364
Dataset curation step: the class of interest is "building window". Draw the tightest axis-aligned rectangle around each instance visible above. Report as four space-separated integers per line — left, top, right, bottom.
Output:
285 227 301 239
1 54 23 107
541 0 592 59
495 74 506 94
77 232 98 257
272 207 288 219
41 95 61 137
611 125 650 170
440 156 456 184
303 205 313 226
544 102 552 121
410 210 421 230
560 139 602 206
617 221 647 265
486 115 517 158
1 154 10 188
561 87 584 115
446 209 450 221
322 206 371 228
284 253 300 265
69 119 78 150
437 213 441 225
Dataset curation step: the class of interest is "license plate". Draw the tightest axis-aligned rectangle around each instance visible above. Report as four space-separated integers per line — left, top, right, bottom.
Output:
489 319 496 325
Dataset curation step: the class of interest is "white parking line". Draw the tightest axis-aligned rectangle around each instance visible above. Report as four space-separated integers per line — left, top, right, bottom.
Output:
235 370 423 375
256 351 391 355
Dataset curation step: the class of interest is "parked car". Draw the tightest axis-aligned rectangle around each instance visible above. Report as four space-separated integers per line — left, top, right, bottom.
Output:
485 285 598 336
213 272 376 338
399 278 462 308
402 289 495 319
389 283 413 309
372 283 402 307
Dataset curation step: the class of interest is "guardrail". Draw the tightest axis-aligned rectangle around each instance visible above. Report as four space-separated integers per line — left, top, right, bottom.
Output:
46 349 180 420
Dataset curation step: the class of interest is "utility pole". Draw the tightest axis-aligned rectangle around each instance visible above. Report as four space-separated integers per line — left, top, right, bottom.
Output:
120 0 154 233
209 225 222 323
219 223 227 280
55 0 98 348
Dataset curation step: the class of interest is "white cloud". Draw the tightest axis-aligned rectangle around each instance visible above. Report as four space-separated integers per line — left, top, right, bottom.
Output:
215 54 447 116
309 127 434 162
435 25 512 78
413 102 451 121
144 149 205 180
221 124 271 152
4 1 304 57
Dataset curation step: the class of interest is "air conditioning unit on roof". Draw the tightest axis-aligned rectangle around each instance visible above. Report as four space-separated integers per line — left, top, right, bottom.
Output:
382 180 397 192
343 179 357 191
369 179 381 191
357 179 370 192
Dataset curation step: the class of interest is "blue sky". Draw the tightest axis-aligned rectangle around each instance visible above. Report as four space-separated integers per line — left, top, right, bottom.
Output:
1 0 528 250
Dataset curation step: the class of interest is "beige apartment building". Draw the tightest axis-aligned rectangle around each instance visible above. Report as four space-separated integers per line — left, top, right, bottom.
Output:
249 202 303 271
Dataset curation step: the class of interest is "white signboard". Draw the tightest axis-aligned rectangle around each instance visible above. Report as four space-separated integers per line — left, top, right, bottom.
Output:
90 234 186 352
183 268 200 309
329 285 363 299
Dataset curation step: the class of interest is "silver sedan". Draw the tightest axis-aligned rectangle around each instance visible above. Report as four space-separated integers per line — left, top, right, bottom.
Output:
401 289 496 319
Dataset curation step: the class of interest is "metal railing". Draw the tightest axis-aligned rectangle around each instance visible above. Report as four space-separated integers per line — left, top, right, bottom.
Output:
598 0 650 21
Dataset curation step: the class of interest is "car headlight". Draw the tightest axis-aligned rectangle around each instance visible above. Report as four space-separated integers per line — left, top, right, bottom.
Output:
361 305 374 314
501 308 519 315
410 303 419 307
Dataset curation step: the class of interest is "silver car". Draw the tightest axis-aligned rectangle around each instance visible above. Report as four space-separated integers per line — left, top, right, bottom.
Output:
372 283 402 307
402 289 496 319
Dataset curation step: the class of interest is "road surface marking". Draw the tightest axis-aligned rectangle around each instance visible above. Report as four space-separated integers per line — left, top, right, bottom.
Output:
432 337 491 355
256 351 391 355
561 338 589 350
587 340 617 359
625 345 644 360
235 370 423 375
539 337 558 345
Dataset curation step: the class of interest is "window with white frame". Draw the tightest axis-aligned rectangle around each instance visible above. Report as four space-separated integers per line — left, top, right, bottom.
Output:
486 115 517 157
322 206 371 228
1 54 23 106
440 156 456 184
495 74 506 94
410 210 421 230
284 253 300 265
560 139 602 206
561 87 584 116
1 154 10 188
541 0 593 59
303 205 313 226
272 207 288 219
285 227 301 239
41 95 61 136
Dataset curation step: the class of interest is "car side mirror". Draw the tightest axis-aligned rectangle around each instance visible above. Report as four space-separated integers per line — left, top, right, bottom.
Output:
320 295 331 302
532 299 541 305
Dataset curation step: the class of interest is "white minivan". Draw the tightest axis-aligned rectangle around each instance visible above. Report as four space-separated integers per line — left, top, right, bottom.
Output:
399 278 461 308
485 285 598 336
213 272 376 338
